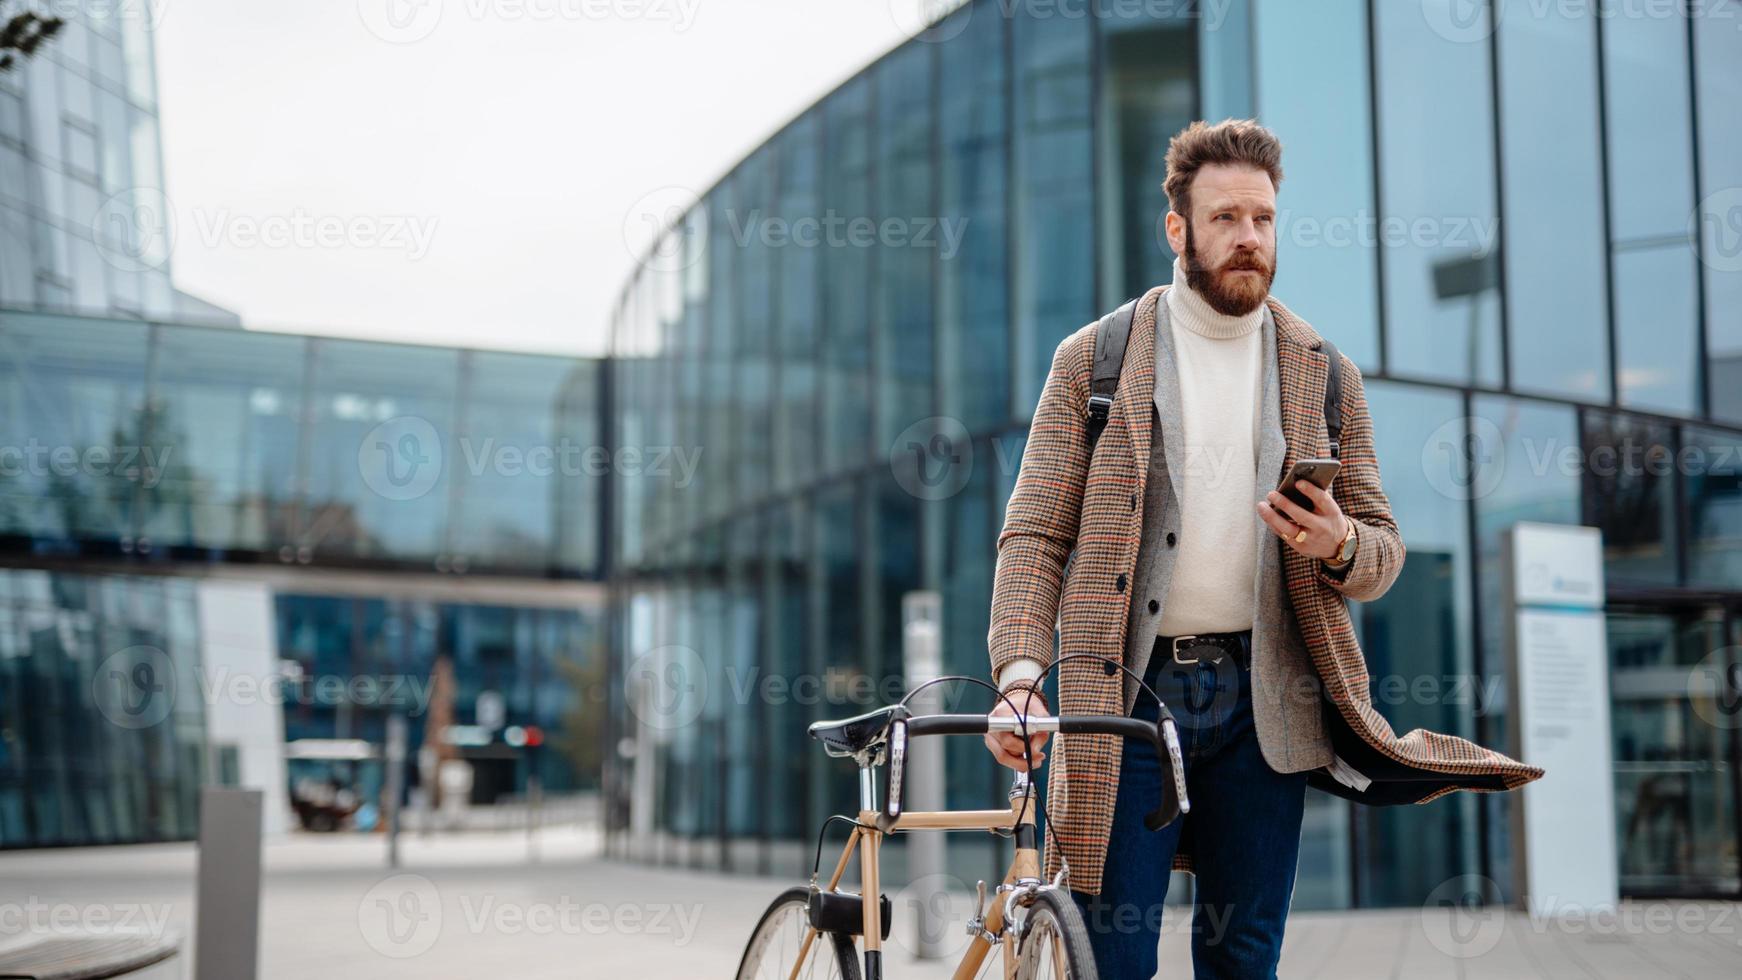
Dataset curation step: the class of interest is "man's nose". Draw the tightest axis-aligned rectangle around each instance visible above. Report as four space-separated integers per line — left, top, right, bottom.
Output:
1233 218 1263 251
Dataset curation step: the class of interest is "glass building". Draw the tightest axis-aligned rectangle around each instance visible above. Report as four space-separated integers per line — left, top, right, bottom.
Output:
604 0 1742 905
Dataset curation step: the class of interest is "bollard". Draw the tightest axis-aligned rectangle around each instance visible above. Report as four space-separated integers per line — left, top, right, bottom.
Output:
195 788 262 980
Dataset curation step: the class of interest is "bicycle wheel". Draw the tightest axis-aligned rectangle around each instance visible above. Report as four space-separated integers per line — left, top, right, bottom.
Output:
735 886 861 980
1014 889 1099 980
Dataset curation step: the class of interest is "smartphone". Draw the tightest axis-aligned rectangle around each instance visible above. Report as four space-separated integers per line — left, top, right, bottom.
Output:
1278 458 1340 512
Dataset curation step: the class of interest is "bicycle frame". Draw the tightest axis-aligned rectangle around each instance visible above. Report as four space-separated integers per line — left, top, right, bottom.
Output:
804 768 1040 980
800 711 1186 980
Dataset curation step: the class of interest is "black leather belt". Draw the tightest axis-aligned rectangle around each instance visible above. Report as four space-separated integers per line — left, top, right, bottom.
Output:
1153 630 1252 670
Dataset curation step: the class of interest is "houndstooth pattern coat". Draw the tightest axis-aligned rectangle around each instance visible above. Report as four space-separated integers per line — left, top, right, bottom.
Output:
989 286 1544 896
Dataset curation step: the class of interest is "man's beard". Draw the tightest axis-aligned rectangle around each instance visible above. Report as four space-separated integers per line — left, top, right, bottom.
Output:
1182 223 1276 317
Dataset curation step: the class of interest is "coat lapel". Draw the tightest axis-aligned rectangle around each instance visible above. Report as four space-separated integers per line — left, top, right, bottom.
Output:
1118 288 1161 496
1146 289 1184 505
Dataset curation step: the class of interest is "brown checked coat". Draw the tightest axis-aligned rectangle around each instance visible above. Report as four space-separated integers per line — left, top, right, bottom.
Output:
989 286 1544 896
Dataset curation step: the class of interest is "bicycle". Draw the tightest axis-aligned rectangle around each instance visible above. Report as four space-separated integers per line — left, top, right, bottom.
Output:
734 658 1191 980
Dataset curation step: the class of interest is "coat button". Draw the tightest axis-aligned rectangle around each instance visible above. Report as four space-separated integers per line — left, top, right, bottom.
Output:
1103 660 1118 677
1147 599 1159 614
1165 532 1177 547
1129 493 1137 512
1115 573 1127 592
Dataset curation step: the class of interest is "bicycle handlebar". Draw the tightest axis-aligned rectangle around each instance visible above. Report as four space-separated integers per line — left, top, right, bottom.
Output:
903 713 1190 831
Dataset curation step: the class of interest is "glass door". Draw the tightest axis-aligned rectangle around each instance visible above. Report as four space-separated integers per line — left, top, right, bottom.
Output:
1607 603 1742 897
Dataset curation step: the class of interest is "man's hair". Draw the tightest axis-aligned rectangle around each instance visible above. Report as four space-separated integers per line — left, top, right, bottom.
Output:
1163 118 1284 219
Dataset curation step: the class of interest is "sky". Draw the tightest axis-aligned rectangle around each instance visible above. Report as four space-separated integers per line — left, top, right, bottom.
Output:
153 1 924 356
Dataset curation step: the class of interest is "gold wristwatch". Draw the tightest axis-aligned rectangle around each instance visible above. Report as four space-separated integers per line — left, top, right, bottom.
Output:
1326 518 1358 569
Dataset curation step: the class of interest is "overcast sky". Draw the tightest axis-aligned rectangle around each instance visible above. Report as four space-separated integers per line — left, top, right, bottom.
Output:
154 1 921 356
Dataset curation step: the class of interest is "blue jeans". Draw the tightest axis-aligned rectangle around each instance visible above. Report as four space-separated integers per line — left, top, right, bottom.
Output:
1069 641 1307 979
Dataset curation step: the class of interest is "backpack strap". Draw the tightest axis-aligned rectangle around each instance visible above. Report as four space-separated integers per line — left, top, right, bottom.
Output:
1087 298 1140 453
1321 338 1344 460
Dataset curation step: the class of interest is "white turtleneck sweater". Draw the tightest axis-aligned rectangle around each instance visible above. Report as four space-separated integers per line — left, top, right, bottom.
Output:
998 258 1265 693
1155 256 1264 636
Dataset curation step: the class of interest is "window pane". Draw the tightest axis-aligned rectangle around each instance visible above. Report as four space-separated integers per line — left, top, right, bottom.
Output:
303 338 459 562
1600 0 1697 243
1614 244 1700 415
1694 8 1742 424
0 311 148 541
1684 425 1742 588
1012 5 1094 418
938 7 1010 434
1498 1 1609 399
736 152 773 509
1373 0 1501 385
821 80 873 472
1255 0 1380 370
143 325 306 553
1581 410 1678 585
773 115 821 491
874 43 936 452
1356 381 1480 905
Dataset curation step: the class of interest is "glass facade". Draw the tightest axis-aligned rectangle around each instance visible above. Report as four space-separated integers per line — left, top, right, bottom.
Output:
0 6 176 319
0 309 609 578
606 0 1742 906
0 569 205 848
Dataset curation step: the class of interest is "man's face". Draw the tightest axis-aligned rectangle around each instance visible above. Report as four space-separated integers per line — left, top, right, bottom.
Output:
1165 163 1277 317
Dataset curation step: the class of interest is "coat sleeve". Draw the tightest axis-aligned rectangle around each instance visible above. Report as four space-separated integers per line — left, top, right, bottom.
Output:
1317 354 1405 601
989 329 1093 687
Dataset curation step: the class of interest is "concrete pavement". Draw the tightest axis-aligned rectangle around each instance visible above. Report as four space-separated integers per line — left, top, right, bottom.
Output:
2 830 1739 978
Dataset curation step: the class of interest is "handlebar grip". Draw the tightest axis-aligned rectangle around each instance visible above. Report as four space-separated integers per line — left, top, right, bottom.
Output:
902 714 1188 831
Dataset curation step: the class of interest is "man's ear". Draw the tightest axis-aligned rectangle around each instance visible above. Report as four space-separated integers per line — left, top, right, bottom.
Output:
1163 210 1186 257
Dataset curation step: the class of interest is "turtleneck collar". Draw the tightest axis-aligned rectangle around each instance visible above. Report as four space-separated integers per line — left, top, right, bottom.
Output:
1166 255 1265 340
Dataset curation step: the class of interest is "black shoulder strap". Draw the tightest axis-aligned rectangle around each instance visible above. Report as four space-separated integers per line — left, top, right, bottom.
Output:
1087 298 1139 452
1321 338 1344 460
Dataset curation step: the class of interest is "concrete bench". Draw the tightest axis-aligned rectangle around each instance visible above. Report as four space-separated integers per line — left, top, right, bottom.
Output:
0 935 180 980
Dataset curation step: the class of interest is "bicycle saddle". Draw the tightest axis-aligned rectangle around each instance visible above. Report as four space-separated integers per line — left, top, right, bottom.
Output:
807 705 910 757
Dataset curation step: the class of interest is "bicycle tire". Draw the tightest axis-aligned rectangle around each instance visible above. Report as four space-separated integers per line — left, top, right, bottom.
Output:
1015 889 1099 980
735 886 861 980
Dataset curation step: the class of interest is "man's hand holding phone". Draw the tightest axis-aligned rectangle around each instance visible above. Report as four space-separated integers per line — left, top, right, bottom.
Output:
1258 459 1351 562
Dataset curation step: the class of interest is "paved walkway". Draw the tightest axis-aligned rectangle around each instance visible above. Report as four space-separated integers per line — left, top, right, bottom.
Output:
2 832 1739 978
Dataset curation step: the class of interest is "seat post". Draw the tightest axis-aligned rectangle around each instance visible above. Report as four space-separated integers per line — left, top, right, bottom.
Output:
859 764 878 813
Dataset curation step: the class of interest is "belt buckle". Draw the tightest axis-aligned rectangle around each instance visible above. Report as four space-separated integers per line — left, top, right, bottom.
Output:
1171 635 1202 665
